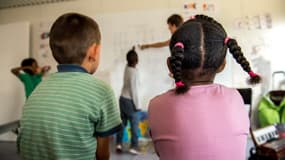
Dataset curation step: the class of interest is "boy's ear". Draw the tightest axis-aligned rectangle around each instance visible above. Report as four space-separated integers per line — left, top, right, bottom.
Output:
216 59 226 73
87 43 101 61
93 43 101 58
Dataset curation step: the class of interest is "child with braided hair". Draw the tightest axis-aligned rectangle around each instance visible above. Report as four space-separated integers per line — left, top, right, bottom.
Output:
148 15 261 160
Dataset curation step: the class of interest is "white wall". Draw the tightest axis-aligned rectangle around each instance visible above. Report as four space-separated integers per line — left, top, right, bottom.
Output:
0 0 284 60
0 0 285 129
0 22 29 140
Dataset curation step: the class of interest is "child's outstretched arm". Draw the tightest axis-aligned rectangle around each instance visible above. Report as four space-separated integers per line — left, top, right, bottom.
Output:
139 40 170 50
96 136 110 160
11 66 32 76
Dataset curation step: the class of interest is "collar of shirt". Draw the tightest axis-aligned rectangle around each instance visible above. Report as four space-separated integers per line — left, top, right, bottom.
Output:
57 64 89 73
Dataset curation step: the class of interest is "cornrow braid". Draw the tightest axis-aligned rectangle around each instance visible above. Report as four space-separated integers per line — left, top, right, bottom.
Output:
170 42 190 94
195 14 261 84
225 38 261 84
195 14 225 33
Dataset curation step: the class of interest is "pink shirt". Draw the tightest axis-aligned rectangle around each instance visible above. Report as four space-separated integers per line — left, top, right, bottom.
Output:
148 84 249 160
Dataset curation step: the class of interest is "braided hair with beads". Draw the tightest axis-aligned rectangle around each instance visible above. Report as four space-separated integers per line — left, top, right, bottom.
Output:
168 14 261 94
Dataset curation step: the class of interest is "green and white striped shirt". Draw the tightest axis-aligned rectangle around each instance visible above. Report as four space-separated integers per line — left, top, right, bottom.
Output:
19 65 121 160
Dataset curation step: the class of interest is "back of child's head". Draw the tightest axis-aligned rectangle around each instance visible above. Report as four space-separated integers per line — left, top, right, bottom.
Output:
126 47 138 67
169 15 261 94
21 58 37 75
167 14 184 27
49 13 101 65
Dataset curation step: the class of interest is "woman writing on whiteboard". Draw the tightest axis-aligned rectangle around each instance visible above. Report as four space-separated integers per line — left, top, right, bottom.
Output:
139 14 183 50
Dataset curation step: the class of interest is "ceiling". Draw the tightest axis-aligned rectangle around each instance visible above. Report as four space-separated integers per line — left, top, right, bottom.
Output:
0 0 75 9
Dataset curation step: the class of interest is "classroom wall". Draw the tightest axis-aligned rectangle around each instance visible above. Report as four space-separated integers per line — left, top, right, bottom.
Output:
0 0 285 129
0 22 29 140
0 0 284 59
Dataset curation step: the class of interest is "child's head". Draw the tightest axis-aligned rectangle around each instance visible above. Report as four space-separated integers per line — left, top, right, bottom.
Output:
168 15 261 94
126 47 138 67
167 14 184 34
49 13 101 74
21 58 38 75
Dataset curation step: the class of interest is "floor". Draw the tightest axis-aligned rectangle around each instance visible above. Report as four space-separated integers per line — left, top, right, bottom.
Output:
0 137 254 160
0 138 158 160
108 138 159 160
0 141 20 160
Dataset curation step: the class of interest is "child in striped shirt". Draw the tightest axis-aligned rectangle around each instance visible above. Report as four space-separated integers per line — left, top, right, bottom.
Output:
18 13 122 160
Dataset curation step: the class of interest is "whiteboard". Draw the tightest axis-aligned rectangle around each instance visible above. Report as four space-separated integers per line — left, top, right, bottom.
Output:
34 9 233 110
97 9 175 110
0 22 29 140
96 9 233 109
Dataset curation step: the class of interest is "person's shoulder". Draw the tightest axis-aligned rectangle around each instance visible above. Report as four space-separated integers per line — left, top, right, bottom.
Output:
223 85 241 95
95 78 112 90
125 66 137 73
149 89 175 105
148 90 176 116
53 72 112 91
217 84 243 100
18 72 28 77
87 76 114 94
48 73 115 99
34 73 43 78
215 84 238 93
17 72 30 80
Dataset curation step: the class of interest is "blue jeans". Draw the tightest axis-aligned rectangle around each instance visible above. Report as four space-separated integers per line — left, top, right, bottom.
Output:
116 96 139 148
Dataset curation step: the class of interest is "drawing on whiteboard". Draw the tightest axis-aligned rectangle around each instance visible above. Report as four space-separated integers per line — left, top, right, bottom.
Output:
234 13 273 30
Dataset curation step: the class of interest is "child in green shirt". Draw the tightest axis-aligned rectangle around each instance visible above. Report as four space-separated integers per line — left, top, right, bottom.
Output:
11 58 50 98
